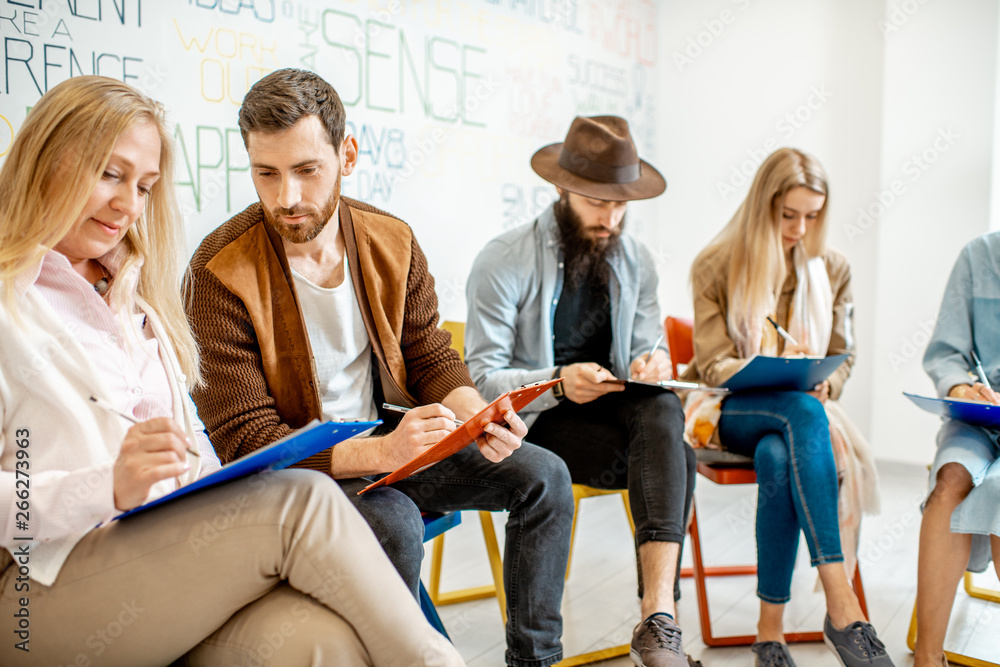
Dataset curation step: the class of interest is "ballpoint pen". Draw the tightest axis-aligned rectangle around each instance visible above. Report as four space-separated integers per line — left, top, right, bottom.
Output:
89 395 201 458
382 403 465 426
645 334 664 363
970 350 995 399
766 316 799 346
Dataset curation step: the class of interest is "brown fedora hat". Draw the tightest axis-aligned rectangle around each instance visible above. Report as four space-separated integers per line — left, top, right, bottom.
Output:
530 116 666 202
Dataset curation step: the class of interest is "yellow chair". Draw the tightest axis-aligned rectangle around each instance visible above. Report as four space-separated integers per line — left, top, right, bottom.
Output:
565 485 635 579
431 321 639 664
554 485 635 666
426 320 507 621
907 572 1000 667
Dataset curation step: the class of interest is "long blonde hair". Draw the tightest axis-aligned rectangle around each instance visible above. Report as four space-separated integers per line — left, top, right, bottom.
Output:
0 76 200 383
694 147 829 347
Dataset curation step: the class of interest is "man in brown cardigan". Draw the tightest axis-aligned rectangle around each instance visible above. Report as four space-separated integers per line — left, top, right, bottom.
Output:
185 69 574 667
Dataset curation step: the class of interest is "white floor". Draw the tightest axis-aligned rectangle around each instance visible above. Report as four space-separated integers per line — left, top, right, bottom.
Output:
420 461 1000 666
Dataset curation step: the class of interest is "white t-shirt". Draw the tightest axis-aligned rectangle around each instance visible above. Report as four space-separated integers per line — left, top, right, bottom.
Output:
291 256 378 424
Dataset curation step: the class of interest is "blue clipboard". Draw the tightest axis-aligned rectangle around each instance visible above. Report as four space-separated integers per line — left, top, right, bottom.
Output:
904 392 1000 429
722 354 850 392
117 419 380 519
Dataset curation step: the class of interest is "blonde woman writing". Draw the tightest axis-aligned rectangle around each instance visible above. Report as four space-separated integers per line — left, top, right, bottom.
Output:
683 148 884 667
0 76 462 667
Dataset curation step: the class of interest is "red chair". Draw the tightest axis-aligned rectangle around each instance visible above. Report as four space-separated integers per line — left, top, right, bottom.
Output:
665 316 868 646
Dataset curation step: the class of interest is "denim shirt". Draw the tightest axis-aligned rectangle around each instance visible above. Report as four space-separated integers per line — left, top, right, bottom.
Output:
465 205 665 427
924 231 1000 398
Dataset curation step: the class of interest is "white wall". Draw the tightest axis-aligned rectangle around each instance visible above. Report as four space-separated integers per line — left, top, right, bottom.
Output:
655 0 885 443
870 0 999 463
0 0 660 323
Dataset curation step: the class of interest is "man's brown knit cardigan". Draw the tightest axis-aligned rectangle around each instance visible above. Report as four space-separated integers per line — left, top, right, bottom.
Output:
185 197 474 474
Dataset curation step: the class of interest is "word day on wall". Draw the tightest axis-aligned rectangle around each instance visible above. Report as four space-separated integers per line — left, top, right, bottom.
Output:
0 0 659 316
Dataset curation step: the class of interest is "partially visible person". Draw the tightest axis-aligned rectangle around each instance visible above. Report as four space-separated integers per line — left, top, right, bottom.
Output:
465 115 697 667
914 232 1000 667
185 68 573 667
0 75 463 667
683 148 885 666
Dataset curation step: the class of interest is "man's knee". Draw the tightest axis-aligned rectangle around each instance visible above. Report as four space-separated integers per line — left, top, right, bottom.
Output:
517 444 574 512
634 390 685 428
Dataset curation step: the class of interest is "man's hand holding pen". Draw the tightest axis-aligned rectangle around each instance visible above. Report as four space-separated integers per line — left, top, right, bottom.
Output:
630 349 671 383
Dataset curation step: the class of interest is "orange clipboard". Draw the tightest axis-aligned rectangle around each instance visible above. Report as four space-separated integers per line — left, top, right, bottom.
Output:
358 377 562 494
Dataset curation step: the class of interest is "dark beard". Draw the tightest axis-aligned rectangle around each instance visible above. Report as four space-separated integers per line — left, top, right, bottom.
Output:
553 195 624 290
262 173 341 244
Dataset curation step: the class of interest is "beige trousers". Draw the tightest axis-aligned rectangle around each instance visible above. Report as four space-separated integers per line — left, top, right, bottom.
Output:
0 469 464 667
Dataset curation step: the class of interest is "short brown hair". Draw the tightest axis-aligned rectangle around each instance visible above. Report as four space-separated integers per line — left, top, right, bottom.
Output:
238 68 346 148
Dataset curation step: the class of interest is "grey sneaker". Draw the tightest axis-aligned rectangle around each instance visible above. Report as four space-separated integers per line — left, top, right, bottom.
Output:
823 615 894 666
630 614 687 667
752 641 798 666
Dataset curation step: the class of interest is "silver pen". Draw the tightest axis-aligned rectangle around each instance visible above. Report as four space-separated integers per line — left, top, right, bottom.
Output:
971 349 993 391
89 395 200 458
645 334 664 363
767 316 799 346
382 403 465 426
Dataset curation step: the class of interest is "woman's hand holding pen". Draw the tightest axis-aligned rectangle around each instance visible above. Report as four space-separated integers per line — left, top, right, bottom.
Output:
113 418 194 511
780 343 813 358
630 349 670 382
949 382 1000 405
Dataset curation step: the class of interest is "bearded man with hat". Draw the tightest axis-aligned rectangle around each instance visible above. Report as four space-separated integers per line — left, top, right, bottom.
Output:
465 116 697 667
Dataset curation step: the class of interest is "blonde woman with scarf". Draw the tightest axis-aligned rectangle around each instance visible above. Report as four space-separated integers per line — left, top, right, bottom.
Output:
682 148 884 667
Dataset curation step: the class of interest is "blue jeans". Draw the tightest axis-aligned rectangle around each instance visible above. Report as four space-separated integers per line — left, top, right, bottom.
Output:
338 441 574 667
718 391 842 603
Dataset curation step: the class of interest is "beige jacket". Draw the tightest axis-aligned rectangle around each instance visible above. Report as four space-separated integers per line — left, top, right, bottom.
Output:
682 249 855 399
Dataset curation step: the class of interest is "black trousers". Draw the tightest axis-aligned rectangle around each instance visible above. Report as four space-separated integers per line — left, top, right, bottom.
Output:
527 388 697 599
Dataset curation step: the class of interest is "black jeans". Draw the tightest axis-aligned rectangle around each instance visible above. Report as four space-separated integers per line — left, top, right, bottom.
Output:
338 442 574 667
526 389 696 596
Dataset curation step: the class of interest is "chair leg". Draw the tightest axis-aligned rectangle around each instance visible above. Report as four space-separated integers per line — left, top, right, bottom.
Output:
419 580 450 639
688 501 757 646
620 491 636 536
479 511 507 624
553 645 630 666
854 564 869 619
556 488 635 664
428 534 446 603
964 570 1000 604
565 489 583 581
907 589 1000 667
427 516 500 608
